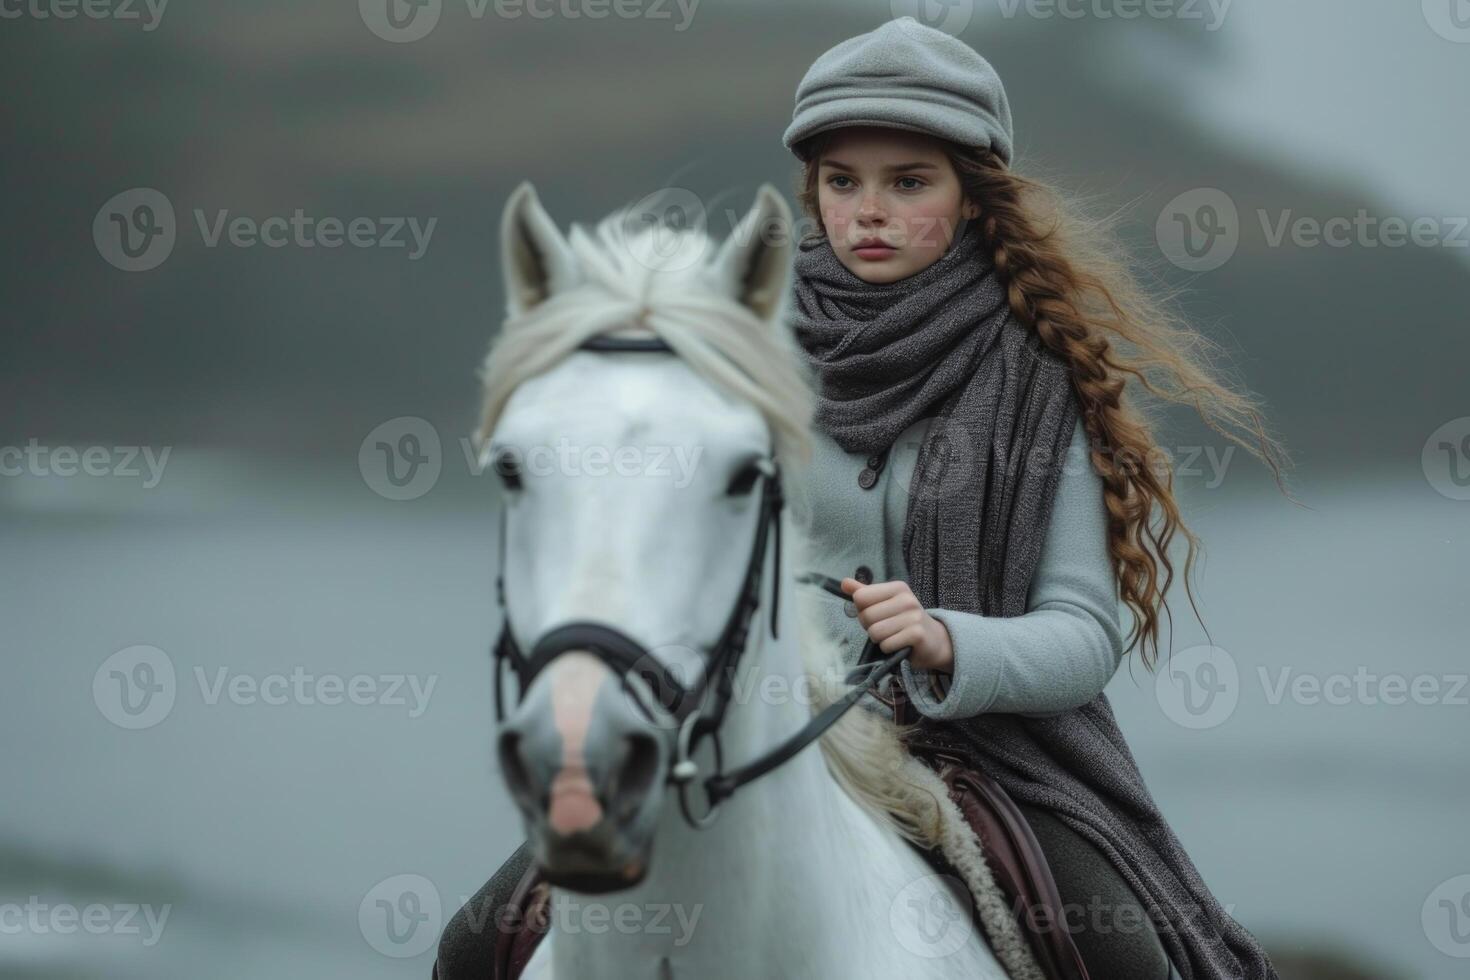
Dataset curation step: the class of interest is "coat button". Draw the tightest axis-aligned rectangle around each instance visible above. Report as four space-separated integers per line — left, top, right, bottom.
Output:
866 453 885 468
857 467 877 489
843 600 859 618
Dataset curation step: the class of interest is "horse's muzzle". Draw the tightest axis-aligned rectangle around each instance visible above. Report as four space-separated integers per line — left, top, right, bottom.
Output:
496 650 670 893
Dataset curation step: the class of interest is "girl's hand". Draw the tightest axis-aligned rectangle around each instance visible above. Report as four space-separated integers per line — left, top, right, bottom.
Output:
841 577 955 673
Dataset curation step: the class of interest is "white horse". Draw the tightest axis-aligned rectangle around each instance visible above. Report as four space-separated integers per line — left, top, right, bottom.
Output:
474 181 1038 980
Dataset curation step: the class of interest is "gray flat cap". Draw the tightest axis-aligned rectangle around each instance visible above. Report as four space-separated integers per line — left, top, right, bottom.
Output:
782 16 1014 166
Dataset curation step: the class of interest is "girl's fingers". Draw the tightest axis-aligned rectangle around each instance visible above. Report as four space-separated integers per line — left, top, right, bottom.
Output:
878 623 923 655
856 592 921 629
866 609 923 646
842 578 909 607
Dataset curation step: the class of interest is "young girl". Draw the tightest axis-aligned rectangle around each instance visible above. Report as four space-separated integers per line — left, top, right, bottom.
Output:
779 16 1290 980
439 17 1296 980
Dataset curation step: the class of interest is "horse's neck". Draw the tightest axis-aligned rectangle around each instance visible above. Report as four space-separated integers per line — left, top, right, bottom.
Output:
549 568 926 972
658 624 885 891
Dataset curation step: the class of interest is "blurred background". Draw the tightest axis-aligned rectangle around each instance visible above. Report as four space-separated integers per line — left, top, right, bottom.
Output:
1 0 1467 977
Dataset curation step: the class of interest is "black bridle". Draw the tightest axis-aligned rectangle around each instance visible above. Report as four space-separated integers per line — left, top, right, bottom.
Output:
490 333 912 829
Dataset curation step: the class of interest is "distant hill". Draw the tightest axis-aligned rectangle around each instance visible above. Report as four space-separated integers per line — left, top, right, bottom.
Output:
1 5 1463 477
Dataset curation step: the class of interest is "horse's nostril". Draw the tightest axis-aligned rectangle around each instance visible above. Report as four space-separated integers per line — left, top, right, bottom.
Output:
614 732 660 818
497 731 542 810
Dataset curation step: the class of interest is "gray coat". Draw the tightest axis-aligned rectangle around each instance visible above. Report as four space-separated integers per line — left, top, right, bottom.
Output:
786 414 1124 720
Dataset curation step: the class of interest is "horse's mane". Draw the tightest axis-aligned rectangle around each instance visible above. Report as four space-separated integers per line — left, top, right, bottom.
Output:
785 531 950 848
476 199 947 850
475 199 814 464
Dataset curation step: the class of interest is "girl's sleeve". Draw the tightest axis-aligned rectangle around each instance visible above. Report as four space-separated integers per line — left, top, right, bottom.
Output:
898 417 1125 720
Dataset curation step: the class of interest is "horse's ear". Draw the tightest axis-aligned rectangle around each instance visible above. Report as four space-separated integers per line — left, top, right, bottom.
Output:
500 181 580 318
708 184 793 323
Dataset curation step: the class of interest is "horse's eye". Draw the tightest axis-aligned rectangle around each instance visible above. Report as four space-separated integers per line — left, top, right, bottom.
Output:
493 451 523 492
725 461 764 497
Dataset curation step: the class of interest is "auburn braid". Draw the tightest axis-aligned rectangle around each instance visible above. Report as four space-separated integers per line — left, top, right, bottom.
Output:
795 135 1297 671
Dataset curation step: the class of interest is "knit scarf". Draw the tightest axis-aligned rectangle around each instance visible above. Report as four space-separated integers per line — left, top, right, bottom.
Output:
789 219 1077 617
789 224 1280 980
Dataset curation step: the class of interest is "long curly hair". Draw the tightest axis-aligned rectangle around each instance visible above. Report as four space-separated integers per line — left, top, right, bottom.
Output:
793 132 1299 672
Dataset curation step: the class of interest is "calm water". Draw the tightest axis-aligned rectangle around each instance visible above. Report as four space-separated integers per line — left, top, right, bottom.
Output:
2 454 1465 979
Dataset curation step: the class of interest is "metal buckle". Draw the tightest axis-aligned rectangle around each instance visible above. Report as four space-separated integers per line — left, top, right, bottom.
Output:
670 712 724 829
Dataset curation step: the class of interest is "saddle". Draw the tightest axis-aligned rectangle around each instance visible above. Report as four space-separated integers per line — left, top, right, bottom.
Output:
472 682 1090 980
886 678 1092 980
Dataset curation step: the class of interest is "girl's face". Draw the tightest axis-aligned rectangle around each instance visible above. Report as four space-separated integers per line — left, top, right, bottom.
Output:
814 126 979 284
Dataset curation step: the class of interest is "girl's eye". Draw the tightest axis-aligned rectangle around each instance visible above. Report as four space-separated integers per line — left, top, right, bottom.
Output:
897 177 924 190
827 175 854 190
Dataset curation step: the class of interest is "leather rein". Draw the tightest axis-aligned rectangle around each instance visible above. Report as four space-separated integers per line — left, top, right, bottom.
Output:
489 333 912 829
